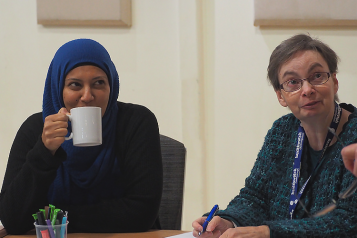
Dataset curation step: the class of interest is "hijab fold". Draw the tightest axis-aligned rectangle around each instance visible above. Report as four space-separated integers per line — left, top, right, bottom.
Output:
43 39 121 205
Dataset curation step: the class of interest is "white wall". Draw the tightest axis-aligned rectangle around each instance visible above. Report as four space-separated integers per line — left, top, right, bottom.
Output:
1 0 357 232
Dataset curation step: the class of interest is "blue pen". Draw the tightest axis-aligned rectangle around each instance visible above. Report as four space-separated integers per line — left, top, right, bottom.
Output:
198 204 219 236
60 216 67 238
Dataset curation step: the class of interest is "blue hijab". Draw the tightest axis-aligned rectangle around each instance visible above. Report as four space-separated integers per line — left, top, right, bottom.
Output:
43 39 121 205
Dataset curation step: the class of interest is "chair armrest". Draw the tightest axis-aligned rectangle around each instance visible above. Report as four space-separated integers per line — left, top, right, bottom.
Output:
0 225 8 238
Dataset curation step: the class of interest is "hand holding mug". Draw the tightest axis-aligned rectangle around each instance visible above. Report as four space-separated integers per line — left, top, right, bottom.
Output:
42 108 70 155
42 106 102 155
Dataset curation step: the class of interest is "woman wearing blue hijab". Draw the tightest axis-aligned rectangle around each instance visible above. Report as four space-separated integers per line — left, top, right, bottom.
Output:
0 39 163 234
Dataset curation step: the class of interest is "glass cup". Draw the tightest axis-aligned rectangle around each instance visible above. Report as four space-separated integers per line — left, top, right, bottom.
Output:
34 221 68 238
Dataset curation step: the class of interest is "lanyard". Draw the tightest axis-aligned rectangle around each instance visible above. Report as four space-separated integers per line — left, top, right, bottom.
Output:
289 103 342 219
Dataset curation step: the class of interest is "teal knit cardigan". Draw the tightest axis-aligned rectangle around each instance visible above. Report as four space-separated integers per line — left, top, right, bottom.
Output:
216 103 357 237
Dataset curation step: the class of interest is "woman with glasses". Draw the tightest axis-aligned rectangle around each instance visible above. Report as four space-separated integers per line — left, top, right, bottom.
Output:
192 34 357 237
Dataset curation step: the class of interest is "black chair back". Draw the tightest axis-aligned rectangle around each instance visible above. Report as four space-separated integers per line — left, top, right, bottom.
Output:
158 135 186 230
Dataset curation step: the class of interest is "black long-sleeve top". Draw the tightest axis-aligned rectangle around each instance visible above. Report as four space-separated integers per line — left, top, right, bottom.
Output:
0 102 163 234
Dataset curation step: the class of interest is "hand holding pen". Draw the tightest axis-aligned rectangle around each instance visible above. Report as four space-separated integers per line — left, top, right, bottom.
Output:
192 204 236 237
199 205 219 236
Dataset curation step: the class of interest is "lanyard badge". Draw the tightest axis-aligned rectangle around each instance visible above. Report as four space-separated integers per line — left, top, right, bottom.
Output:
289 103 342 219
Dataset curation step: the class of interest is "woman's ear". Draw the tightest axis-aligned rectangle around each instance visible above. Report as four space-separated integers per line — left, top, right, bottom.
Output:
275 90 288 107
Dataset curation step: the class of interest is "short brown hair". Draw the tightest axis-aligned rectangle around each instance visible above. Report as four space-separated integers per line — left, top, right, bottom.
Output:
267 34 339 100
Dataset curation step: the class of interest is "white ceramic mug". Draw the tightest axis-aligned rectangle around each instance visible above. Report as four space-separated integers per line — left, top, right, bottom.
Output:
65 107 102 147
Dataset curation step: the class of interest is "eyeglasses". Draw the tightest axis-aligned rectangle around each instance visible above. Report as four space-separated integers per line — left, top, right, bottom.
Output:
296 128 357 218
297 179 357 218
280 72 331 92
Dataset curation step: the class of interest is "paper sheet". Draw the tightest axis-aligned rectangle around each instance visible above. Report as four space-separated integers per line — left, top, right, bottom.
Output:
165 232 195 238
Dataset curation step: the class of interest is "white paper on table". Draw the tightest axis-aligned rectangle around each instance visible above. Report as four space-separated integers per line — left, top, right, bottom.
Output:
165 231 195 238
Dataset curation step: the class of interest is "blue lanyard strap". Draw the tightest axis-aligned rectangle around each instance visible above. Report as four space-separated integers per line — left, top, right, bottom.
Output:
289 103 342 219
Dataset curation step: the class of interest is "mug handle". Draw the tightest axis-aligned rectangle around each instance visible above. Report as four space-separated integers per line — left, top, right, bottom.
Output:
64 114 73 140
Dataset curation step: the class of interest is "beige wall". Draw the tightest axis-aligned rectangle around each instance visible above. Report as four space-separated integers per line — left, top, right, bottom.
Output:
1 0 357 231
